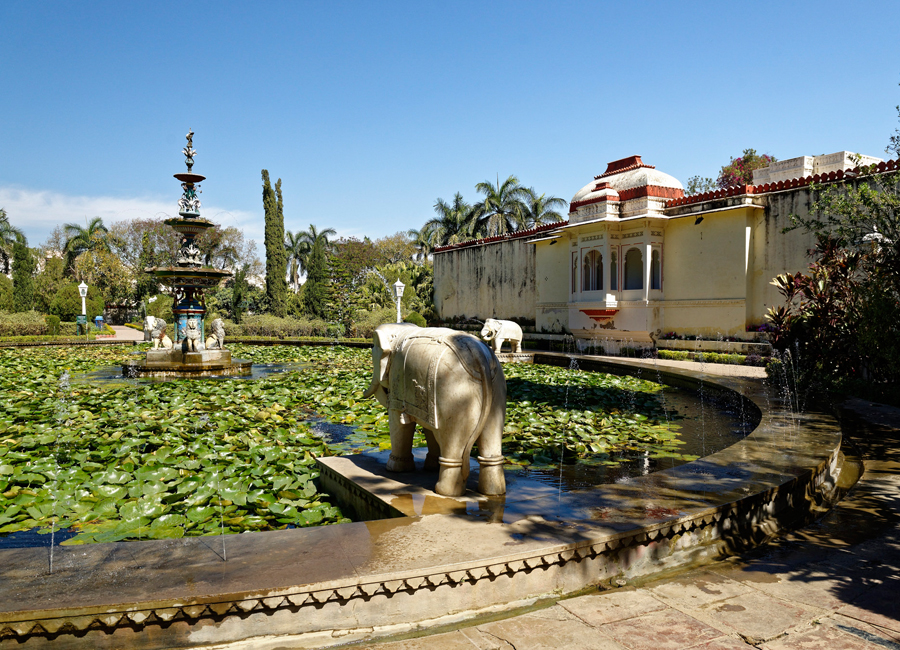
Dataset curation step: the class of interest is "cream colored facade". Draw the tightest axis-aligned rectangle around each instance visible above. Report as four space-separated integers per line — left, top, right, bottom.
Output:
433 152 884 341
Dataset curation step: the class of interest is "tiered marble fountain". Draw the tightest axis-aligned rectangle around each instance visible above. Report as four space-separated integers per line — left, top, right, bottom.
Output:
124 131 251 378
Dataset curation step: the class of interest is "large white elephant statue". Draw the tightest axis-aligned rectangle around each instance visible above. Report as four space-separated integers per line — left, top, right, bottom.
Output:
362 324 507 497
480 318 523 353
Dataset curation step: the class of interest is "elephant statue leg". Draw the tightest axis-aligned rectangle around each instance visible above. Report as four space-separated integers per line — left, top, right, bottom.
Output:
386 410 416 472
433 434 474 497
422 428 440 471
476 404 507 496
512 339 522 353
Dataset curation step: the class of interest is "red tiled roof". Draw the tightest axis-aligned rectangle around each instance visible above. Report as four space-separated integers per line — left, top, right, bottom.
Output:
433 220 567 253
666 158 899 208
595 155 655 179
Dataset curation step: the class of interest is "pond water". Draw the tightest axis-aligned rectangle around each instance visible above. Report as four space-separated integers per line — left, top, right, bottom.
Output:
312 385 754 492
0 349 756 549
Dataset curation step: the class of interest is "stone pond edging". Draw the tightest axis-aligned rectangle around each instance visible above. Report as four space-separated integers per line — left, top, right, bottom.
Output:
0 353 846 649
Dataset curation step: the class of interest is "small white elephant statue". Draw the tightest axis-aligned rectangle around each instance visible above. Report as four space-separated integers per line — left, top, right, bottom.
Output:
144 316 173 350
205 318 226 350
183 319 204 352
480 318 523 353
363 324 507 497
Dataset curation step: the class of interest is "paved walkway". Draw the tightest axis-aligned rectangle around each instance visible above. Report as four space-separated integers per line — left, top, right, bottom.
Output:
345 397 900 650
109 324 145 341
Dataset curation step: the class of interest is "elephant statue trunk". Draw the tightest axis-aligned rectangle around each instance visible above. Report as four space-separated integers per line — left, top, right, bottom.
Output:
363 324 507 497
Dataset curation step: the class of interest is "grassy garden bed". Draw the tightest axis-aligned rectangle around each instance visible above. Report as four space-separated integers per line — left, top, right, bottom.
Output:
0 344 686 545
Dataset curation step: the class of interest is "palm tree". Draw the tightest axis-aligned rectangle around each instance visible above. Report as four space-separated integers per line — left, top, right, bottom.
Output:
424 193 475 247
0 209 25 274
284 229 310 293
287 224 336 289
407 227 435 262
63 216 109 271
299 224 337 253
520 189 567 229
472 175 529 238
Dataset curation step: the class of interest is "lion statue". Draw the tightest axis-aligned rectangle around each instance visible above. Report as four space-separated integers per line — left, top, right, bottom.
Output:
205 318 226 350
183 318 204 352
144 316 173 350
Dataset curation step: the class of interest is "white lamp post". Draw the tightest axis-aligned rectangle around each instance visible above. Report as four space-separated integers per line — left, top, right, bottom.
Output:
78 282 88 335
78 282 88 317
393 279 405 324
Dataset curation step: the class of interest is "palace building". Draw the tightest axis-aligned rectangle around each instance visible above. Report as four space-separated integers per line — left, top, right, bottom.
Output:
433 152 890 343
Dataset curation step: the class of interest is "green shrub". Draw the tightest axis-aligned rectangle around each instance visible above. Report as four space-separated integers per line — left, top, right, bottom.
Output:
44 314 60 336
0 310 48 336
657 349 754 366
405 311 426 328
352 307 397 339
49 283 104 322
223 314 332 339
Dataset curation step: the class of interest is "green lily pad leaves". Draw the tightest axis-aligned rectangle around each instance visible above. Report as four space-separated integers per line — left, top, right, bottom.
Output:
0 344 694 545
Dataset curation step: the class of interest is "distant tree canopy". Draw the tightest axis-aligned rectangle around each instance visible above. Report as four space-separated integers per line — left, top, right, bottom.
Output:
686 148 778 195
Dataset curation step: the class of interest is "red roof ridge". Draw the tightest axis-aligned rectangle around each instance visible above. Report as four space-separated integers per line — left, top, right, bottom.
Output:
433 220 566 253
595 155 655 179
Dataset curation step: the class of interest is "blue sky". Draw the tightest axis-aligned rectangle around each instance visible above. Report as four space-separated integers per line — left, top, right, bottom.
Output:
2 1 899 248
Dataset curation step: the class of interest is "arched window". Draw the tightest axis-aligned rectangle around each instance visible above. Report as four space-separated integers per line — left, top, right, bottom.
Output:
610 250 618 291
651 249 661 290
624 248 643 290
582 250 602 291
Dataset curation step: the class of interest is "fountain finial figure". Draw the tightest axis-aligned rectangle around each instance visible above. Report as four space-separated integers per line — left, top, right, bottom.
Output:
183 129 197 172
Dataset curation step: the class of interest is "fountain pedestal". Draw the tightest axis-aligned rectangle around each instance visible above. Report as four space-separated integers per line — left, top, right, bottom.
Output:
124 130 251 379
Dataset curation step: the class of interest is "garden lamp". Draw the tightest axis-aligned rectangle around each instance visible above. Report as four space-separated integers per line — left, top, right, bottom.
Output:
393 279 405 323
78 282 88 316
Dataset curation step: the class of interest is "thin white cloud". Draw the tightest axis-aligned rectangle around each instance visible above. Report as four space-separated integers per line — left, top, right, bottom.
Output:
0 186 262 246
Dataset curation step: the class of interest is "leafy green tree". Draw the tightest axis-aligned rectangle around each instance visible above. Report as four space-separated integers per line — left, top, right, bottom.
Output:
301 237 329 319
11 240 35 312
686 175 716 195
0 209 24 275
0 275 12 311
232 264 250 324
134 232 160 302
34 256 66 314
62 216 109 272
262 170 288 317
49 283 104 321
520 189 566 229
473 175 529 238
73 247 134 305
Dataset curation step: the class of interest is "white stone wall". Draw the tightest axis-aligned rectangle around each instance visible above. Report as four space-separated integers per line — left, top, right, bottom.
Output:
752 151 882 185
433 238 537 321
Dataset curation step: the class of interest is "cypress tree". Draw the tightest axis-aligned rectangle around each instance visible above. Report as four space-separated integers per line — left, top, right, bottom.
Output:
262 170 288 317
12 239 35 312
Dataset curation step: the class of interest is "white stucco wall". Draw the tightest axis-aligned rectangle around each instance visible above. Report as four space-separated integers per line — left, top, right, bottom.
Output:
433 238 536 321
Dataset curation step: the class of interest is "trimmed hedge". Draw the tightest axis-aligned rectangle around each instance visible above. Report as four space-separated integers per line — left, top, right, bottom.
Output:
657 349 766 366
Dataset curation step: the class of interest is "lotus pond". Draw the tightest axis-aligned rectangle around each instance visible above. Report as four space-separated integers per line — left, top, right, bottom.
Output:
0 344 741 545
